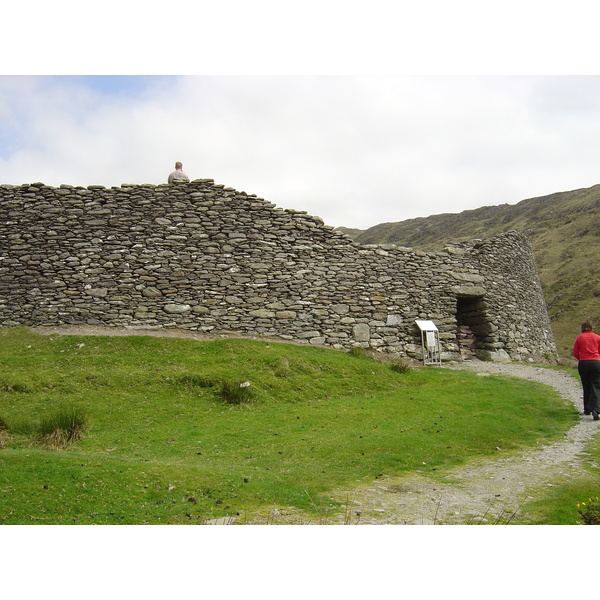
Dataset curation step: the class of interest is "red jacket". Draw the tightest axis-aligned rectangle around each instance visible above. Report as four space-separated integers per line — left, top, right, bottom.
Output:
573 331 600 361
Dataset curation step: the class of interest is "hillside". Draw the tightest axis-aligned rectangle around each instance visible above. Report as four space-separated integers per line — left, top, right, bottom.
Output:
339 184 600 357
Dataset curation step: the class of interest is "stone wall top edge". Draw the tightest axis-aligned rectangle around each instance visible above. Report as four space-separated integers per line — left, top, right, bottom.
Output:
360 229 530 259
0 179 217 191
0 180 530 259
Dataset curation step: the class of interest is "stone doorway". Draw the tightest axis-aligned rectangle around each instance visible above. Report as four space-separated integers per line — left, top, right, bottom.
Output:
456 295 490 359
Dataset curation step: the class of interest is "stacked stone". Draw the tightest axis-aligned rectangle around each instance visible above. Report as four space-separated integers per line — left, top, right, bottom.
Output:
0 179 557 362
461 232 556 361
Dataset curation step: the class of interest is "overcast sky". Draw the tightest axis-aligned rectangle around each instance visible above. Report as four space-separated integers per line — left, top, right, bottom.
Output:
3 2 600 232
4 74 600 230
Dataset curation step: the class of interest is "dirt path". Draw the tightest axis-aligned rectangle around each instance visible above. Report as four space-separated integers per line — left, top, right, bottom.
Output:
31 326 600 524
323 362 598 525
242 362 598 524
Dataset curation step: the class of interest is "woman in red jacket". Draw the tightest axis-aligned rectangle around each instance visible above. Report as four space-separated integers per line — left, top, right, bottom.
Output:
573 319 600 420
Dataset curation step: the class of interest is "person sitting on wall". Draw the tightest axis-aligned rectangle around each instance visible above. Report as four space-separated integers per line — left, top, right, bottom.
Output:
168 161 189 184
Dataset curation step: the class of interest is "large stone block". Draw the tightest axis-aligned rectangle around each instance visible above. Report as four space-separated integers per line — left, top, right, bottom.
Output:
353 323 370 342
249 309 275 319
164 304 191 314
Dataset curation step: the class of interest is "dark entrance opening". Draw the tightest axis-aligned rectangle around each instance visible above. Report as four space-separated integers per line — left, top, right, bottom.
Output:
456 295 490 359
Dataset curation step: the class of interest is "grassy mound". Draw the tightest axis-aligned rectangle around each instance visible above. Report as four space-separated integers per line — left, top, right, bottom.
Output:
0 327 577 524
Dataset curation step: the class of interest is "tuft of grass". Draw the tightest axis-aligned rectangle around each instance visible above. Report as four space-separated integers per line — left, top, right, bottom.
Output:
219 379 253 405
390 360 412 374
36 406 88 448
347 347 374 360
9 405 88 449
177 375 215 388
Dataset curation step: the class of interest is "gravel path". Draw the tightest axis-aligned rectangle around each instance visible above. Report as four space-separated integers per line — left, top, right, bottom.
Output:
225 360 600 525
321 361 599 525
31 327 600 525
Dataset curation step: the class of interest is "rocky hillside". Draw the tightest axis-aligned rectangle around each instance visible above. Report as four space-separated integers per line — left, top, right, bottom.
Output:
339 184 600 357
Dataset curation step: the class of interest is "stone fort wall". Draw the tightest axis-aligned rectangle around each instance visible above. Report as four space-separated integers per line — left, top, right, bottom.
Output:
0 179 556 362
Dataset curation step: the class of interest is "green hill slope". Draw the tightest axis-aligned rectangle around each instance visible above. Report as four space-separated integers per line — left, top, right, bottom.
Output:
340 184 600 357
0 328 575 524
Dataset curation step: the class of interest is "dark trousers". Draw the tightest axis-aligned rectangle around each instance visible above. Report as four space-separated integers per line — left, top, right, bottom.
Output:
577 360 600 413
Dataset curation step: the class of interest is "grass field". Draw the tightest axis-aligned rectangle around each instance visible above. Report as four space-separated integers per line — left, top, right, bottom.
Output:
0 327 581 524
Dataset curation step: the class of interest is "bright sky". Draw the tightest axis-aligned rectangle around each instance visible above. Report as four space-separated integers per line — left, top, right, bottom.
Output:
6 73 600 230
3 3 600 230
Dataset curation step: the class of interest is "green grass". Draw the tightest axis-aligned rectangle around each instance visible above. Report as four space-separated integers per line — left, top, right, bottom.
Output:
0 327 578 524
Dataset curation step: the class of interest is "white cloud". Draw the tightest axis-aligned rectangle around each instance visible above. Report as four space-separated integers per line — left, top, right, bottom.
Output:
2 75 600 228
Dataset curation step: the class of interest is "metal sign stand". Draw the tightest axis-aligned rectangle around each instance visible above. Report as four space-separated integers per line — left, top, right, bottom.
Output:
415 320 442 366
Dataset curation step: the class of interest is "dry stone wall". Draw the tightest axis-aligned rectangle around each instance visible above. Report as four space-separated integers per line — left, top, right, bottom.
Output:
0 179 557 362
